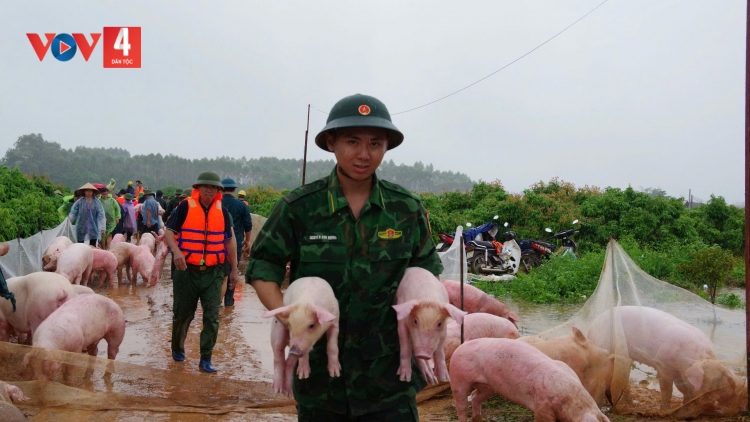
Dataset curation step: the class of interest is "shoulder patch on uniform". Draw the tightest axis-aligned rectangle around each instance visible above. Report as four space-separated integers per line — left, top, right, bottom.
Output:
283 178 327 204
380 180 421 201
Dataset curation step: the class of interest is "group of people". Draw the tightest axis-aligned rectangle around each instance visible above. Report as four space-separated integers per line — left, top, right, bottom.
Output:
55 94 438 421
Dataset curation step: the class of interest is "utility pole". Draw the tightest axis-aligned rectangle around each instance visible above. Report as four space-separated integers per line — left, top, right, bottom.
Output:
744 0 749 407
302 104 310 186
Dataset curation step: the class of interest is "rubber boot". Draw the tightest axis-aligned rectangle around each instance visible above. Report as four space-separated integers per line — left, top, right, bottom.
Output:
172 350 185 362
199 356 217 373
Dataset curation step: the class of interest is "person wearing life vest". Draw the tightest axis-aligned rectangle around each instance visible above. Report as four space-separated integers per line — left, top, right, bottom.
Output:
165 171 239 373
237 190 249 206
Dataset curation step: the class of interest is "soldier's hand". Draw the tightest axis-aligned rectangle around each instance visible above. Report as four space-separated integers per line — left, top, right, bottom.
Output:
173 253 187 271
229 268 239 290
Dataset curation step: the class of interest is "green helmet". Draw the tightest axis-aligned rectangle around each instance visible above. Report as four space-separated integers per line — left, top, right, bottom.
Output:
175 188 183 195
192 172 223 189
314 94 403 152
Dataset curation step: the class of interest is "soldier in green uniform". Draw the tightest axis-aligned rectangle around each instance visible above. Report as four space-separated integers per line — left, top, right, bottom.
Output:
247 94 443 421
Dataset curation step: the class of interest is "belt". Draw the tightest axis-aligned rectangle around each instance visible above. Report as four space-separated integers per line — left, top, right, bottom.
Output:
185 264 216 271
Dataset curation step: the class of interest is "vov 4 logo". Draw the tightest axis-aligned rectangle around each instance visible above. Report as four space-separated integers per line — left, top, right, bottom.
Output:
26 27 141 68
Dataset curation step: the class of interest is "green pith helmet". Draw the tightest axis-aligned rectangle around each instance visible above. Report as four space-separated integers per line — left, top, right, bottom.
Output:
175 188 183 195
314 94 403 152
193 172 223 189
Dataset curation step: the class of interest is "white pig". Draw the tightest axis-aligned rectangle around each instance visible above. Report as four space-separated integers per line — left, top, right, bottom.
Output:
442 279 519 327
109 233 125 247
109 242 137 283
71 285 95 295
587 305 742 410
262 277 340 397
55 243 94 285
0 272 76 343
88 249 118 287
42 236 73 271
23 294 126 379
525 327 615 406
444 312 519 360
392 267 466 385
129 245 155 284
147 232 168 287
139 232 156 255
450 338 610 422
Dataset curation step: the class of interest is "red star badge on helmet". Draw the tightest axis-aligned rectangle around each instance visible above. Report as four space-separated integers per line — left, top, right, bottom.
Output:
358 104 371 115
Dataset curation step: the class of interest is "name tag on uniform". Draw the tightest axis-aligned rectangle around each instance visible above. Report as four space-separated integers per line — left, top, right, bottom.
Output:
306 234 338 241
378 228 402 240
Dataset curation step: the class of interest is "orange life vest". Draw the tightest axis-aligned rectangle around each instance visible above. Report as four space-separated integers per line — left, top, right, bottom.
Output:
135 186 144 198
177 191 226 266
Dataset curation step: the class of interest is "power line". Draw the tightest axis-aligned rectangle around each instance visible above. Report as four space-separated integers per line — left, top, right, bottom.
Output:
310 105 329 115
393 0 610 115
311 0 610 117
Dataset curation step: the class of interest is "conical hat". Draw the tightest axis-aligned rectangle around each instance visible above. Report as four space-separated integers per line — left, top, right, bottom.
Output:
77 183 98 192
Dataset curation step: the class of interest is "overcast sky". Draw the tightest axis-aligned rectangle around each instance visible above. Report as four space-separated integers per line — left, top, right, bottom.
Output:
1 1 745 203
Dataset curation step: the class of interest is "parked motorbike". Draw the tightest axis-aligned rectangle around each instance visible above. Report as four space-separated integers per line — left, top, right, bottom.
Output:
510 219 580 273
464 219 522 276
435 217 499 252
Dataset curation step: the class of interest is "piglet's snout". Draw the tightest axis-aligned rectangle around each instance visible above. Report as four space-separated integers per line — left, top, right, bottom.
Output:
414 348 433 359
288 346 303 356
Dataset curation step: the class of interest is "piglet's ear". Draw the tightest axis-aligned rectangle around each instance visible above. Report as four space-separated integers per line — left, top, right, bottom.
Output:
315 307 337 324
392 300 419 321
443 304 467 325
262 305 292 319
685 361 705 392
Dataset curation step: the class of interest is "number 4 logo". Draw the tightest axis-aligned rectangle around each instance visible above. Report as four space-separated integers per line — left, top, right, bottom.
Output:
103 27 140 68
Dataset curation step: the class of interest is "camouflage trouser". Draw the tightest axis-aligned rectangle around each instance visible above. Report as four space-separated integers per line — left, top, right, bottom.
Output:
171 265 223 357
296 396 417 422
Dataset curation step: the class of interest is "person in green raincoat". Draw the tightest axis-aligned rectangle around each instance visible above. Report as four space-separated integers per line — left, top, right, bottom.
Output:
100 187 121 249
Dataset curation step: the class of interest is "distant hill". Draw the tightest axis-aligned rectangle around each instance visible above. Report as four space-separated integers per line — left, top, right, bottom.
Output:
2 134 475 193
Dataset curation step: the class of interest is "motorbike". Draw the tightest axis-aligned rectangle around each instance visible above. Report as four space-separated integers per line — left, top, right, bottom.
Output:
435 217 499 253
463 219 522 276
512 219 580 272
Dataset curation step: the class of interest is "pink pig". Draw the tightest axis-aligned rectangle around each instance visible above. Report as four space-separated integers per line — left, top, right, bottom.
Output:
0 272 75 343
23 294 125 379
129 245 155 284
442 280 519 327
109 233 125 247
88 249 118 287
139 232 156 255
42 236 73 271
524 327 615 406
444 312 519 360
0 380 28 403
262 277 340 397
588 306 742 410
147 232 168 287
393 267 466 385
450 338 610 422
109 242 137 283
55 243 93 285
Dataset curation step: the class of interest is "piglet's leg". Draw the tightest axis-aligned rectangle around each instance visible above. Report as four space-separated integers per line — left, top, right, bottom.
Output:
283 354 299 398
433 335 450 383
396 318 413 382
326 322 341 377
270 320 289 395
417 358 437 385
297 352 311 379
451 382 471 422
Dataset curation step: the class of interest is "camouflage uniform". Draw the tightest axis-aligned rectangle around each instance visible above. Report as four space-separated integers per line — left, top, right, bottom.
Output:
247 167 443 420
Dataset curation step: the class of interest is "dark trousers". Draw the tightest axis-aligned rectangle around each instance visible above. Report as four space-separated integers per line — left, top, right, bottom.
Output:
223 241 242 306
171 265 223 358
78 239 97 246
297 400 417 422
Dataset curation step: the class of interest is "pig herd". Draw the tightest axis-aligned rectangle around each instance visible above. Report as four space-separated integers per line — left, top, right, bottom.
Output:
1 236 744 420
267 267 744 421
0 232 170 382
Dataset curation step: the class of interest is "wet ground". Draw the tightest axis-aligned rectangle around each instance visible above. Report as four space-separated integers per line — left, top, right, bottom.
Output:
2 263 747 420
